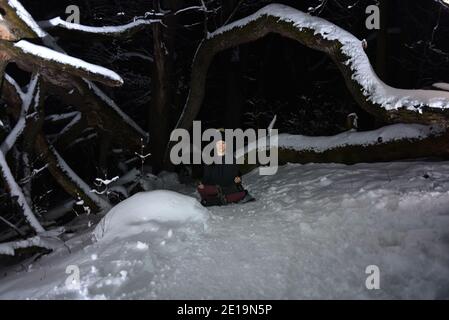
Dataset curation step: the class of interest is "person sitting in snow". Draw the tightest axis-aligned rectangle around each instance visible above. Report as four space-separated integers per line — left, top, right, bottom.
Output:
197 129 254 207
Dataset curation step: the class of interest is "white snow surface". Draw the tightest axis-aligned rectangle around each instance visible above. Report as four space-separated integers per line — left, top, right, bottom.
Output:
1 162 449 299
14 40 123 85
209 4 449 112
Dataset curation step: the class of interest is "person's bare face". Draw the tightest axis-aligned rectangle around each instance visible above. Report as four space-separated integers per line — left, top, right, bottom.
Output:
216 140 226 156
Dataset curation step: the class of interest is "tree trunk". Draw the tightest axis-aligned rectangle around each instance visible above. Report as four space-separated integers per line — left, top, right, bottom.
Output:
149 0 179 173
224 48 244 129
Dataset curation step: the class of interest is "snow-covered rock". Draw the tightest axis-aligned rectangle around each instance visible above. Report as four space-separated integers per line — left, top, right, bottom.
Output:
93 190 209 241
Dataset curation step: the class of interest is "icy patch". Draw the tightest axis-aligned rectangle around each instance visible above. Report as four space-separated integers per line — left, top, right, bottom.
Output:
93 190 209 241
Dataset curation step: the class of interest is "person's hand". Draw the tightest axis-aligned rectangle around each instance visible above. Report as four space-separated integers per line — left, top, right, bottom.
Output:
198 183 205 189
234 176 242 184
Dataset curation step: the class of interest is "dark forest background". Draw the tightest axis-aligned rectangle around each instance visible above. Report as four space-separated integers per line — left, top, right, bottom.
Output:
18 0 449 136
2 0 449 242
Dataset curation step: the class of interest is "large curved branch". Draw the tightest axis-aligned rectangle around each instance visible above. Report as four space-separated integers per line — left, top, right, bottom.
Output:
167 3 449 163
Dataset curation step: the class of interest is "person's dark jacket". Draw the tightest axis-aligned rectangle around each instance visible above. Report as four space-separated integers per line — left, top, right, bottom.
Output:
202 156 241 194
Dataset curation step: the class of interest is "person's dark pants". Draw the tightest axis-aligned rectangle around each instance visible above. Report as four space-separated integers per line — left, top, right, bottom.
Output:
197 184 247 207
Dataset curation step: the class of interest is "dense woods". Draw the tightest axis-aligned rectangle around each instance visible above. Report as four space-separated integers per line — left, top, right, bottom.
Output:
1 0 449 258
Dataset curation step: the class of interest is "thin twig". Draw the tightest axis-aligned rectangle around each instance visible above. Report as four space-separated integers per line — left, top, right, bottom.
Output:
0 215 26 237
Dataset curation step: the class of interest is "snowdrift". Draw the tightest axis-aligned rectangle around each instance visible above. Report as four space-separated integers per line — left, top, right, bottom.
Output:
93 190 209 241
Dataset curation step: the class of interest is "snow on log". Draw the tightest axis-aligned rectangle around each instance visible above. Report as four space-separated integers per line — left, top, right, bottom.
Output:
12 40 124 87
235 124 449 166
173 3 449 151
39 17 159 38
274 124 444 153
0 235 60 256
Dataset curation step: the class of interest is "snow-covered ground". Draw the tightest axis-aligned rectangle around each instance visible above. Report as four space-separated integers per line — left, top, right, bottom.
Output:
1 161 449 299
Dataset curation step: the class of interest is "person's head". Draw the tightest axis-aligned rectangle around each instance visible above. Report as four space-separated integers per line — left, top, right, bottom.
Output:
215 128 226 157
216 140 226 157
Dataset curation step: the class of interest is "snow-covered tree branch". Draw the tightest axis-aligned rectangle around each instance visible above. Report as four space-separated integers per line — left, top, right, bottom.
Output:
1 76 111 214
172 3 449 145
0 0 147 152
38 17 159 39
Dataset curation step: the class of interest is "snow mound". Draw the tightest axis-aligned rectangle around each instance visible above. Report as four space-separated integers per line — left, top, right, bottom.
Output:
93 190 209 241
